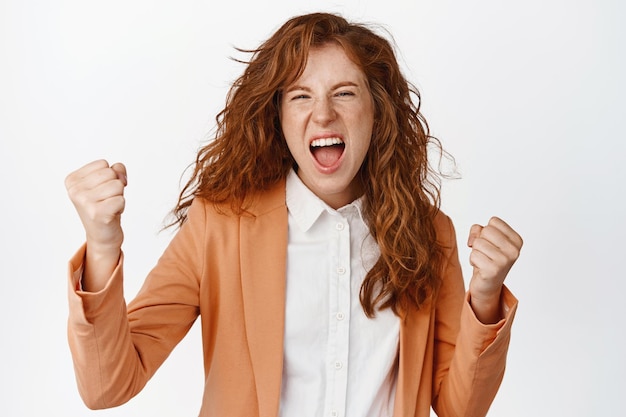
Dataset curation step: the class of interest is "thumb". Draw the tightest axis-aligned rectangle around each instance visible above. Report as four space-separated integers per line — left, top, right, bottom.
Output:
467 224 483 247
110 162 128 186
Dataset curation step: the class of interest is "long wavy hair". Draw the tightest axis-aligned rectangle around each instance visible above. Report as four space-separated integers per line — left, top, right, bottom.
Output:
171 12 450 317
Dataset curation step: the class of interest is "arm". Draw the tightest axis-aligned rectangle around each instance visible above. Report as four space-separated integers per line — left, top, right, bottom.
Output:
431 215 520 417
65 159 127 292
467 217 523 324
65 161 204 409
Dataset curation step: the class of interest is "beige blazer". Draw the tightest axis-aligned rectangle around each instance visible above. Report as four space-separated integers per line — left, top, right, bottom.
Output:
68 181 517 417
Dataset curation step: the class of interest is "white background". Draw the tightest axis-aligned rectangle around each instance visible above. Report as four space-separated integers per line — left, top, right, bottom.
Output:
1 0 624 416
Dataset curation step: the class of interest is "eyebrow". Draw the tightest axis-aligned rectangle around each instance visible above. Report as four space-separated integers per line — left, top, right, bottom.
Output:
284 81 360 93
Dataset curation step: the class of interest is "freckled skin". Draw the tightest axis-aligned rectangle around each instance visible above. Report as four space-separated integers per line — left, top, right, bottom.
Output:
280 43 374 209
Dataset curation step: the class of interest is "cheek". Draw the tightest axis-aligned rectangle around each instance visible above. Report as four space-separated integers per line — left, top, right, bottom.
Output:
279 108 300 138
280 118 304 159
361 133 373 158
357 107 375 150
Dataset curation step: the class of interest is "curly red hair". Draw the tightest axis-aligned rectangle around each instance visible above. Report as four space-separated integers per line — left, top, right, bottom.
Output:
172 12 449 317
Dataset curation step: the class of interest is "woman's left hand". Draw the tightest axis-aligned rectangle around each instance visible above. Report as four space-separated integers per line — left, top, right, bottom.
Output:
467 217 523 324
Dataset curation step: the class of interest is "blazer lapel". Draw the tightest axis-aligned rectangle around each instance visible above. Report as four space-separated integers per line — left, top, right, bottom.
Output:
239 183 289 417
393 298 434 417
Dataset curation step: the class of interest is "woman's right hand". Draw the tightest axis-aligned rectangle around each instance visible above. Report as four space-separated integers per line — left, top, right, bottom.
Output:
65 160 127 292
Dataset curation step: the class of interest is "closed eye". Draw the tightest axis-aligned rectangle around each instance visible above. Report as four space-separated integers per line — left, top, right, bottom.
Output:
335 91 355 97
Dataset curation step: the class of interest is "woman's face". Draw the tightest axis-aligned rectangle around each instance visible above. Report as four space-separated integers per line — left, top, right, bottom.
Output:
280 43 375 209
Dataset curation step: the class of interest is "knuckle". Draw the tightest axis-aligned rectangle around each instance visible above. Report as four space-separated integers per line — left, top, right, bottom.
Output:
101 168 116 181
64 174 74 189
503 243 520 260
113 181 125 194
72 191 90 208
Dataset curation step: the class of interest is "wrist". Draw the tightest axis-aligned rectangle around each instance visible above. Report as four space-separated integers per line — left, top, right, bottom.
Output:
82 242 122 293
85 231 124 257
469 287 503 324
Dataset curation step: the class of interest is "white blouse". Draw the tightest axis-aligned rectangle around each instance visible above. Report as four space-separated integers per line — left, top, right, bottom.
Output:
280 170 400 417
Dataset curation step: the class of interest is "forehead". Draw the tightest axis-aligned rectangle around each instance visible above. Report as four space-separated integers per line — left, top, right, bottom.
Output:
288 43 367 86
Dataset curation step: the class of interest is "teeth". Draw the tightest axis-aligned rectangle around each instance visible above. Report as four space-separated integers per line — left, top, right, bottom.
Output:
310 137 344 147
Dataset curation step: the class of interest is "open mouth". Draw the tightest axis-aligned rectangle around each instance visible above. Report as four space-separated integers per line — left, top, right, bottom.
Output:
310 137 345 168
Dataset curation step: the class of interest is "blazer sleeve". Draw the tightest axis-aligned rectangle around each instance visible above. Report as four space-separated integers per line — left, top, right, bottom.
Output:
67 198 207 409
431 214 518 417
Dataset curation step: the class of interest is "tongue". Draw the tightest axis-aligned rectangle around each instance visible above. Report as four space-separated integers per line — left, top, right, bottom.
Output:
312 145 343 167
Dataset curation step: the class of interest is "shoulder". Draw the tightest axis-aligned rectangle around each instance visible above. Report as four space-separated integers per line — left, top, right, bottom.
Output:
242 180 288 218
433 209 457 250
188 180 288 221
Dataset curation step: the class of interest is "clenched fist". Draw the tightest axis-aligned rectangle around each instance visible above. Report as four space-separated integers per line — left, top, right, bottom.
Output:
467 217 523 324
65 160 128 292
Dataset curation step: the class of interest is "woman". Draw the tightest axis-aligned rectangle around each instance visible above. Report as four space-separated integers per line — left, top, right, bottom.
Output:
65 12 522 417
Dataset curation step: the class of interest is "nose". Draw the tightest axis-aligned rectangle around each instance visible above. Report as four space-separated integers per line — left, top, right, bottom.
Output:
312 97 336 125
